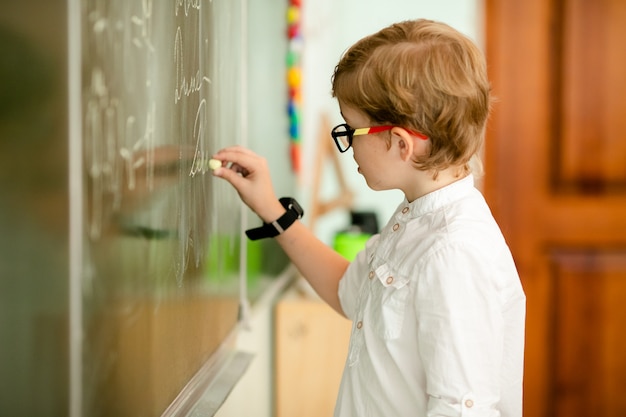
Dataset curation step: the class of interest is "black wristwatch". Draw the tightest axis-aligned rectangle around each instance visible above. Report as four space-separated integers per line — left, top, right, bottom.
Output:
245 197 304 240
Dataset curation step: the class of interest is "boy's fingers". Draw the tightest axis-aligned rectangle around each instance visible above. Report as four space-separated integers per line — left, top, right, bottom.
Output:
212 160 251 179
213 147 264 172
229 162 250 177
213 165 246 189
213 147 254 164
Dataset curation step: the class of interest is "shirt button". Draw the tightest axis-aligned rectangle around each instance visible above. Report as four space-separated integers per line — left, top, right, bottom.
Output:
401 207 409 214
356 321 363 329
386 276 394 285
392 223 400 231
464 399 474 408
368 271 375 280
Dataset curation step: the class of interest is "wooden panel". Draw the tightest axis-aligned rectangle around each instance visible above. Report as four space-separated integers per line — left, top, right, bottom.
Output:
549 250 626 417
92 295 239 416
275 295 351 417
556 0 626 192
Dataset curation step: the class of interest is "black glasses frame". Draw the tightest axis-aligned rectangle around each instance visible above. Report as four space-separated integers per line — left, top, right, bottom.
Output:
331 123 427 153
331 123 355 153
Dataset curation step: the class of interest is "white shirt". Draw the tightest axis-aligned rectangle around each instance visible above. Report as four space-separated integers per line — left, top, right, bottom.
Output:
336 175 525 417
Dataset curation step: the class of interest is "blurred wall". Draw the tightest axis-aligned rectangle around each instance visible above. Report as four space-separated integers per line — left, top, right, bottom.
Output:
0 2 70 415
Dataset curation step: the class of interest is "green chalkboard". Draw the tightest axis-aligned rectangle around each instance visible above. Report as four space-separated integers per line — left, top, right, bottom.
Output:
0 0 269 416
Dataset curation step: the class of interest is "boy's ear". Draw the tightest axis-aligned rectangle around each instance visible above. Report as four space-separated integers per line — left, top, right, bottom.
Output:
391 127 415 162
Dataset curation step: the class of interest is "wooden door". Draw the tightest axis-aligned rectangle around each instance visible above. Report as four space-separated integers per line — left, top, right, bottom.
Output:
484 1 626 416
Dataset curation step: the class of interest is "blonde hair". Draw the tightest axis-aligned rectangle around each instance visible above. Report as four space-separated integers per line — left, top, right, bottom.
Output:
331 19 490 176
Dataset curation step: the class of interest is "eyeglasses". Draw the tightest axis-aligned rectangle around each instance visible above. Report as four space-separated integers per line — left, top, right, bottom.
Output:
331 123 428 153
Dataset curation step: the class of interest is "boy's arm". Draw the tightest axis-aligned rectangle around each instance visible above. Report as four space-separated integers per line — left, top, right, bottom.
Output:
212 146 349 316
274 220 349 315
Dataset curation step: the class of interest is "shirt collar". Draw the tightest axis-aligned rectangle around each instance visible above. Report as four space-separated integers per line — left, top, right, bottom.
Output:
403 174 475 217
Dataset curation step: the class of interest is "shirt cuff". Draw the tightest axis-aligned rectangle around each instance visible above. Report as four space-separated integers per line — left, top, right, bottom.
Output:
427 392 500 417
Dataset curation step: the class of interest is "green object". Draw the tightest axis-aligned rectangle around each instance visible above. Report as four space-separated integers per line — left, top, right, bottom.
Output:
206 235 262 283
246 239 262 281
333 232 371 261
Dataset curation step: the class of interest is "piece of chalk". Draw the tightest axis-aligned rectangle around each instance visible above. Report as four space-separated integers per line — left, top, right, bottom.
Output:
208 159 221 170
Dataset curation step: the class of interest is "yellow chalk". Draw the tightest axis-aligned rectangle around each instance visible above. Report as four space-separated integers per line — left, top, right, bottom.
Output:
208 158 222 170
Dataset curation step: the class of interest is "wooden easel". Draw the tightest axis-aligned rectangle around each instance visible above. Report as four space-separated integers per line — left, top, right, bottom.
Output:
308 114 354 232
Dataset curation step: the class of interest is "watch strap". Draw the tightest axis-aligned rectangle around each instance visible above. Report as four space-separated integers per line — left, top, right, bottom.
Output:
245 198 303 240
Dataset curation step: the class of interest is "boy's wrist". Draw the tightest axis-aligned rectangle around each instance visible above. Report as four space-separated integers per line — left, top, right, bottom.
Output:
258 200 287 224
246 197 304 240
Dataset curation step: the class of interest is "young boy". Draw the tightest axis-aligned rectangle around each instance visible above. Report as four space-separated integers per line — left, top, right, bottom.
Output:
212 19 525 417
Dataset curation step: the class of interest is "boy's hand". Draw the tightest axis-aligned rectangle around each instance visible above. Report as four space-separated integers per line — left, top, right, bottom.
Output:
211 146 285 223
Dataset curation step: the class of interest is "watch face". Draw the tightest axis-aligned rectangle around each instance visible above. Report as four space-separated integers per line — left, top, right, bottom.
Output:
281 197 304 218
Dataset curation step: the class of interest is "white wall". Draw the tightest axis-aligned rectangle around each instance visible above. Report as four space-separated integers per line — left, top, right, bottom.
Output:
299 0 484 244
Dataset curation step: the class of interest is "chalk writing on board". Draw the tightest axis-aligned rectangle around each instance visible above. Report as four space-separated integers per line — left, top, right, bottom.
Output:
174 26 211 104
82 0 243 285
119 101 156 191
85 3 159 240
78 1 246 414
176 0 203 17
189 98 210 178
173 7 212 178
130 0 155 53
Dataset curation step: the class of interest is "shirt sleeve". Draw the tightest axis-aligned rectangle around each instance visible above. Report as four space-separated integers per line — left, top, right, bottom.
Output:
415 242 504 417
